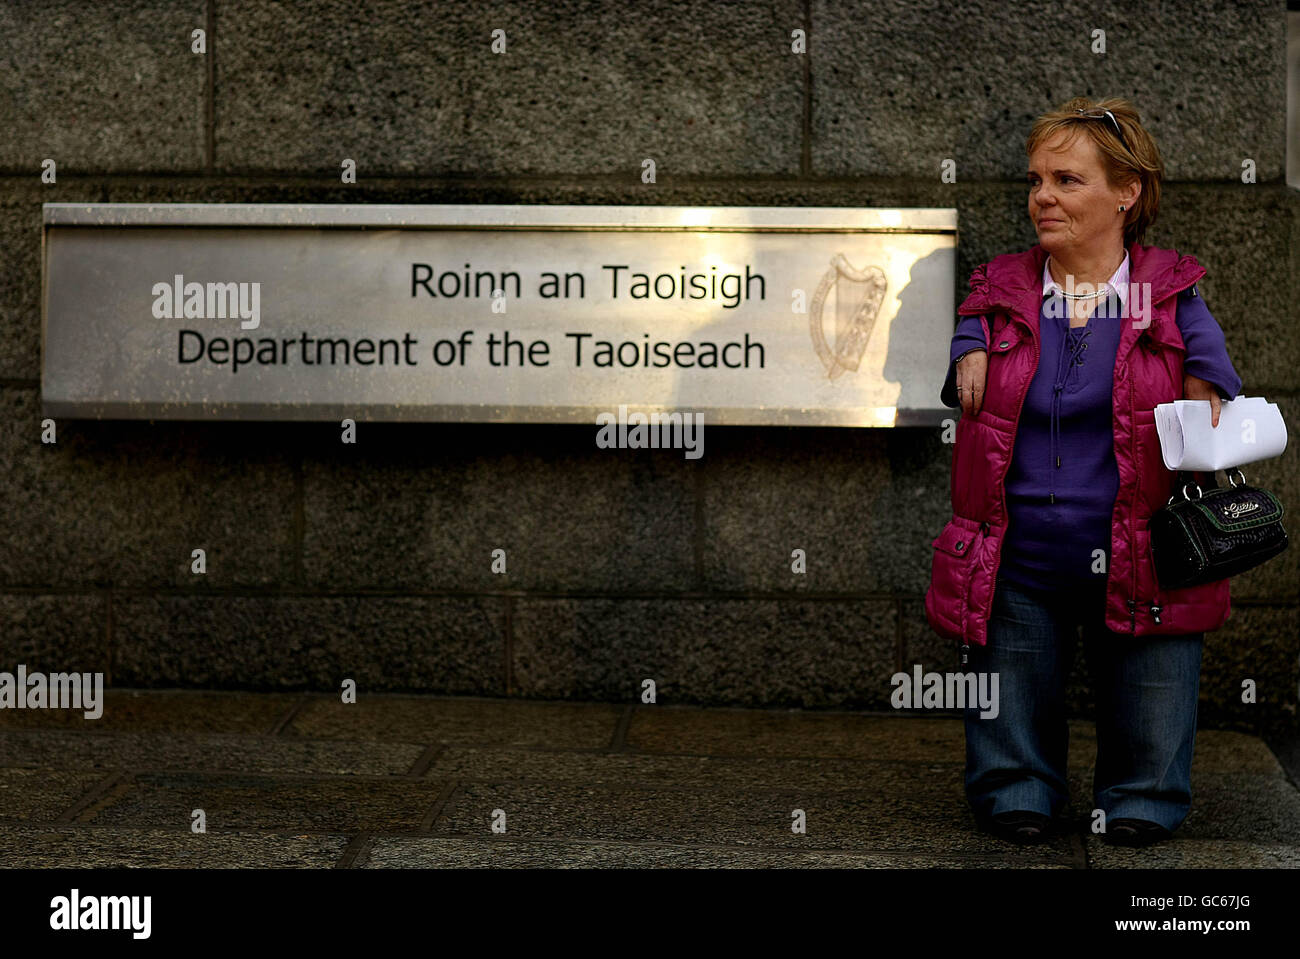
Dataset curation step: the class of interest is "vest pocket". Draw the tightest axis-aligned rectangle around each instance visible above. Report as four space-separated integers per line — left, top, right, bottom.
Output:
933 519 978 558
928 517 983 638
1134 518 1231 636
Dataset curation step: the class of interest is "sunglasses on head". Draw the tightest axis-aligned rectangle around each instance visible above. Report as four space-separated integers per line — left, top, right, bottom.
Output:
1075 108 1130 153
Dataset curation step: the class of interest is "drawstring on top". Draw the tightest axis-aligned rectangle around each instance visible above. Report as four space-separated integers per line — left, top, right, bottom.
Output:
1048 308 1093 502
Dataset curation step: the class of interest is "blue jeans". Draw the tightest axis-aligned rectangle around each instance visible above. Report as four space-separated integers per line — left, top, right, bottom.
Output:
963 575 1203 833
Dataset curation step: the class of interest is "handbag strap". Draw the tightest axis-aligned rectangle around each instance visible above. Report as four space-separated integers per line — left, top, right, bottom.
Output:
1174 468 1213 486
1171 468 1220 499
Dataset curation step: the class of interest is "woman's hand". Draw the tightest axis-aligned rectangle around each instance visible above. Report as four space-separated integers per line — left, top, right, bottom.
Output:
1183 373 1222 428
957 349 988 417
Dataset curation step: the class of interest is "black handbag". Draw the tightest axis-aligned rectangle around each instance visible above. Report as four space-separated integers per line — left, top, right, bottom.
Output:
1149 467 1289 589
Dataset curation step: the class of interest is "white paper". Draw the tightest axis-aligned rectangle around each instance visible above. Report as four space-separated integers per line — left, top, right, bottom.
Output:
1154 395 1288 471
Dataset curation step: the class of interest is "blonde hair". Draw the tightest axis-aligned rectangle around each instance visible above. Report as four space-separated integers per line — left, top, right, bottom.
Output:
1026 96 1164 248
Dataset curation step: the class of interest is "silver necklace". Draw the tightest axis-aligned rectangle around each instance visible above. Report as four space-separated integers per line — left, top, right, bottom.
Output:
1059 286 1109 300
1048 256 1114 300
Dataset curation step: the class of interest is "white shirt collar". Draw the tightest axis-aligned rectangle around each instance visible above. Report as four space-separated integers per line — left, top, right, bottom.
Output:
1042 251 1130 314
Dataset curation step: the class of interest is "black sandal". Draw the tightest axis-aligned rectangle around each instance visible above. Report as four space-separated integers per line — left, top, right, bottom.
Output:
984 810 1052 844
1103 817 1173 846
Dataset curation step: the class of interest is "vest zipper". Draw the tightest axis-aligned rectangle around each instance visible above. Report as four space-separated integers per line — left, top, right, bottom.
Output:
970 316 1036 655
958 519 991 669
1126 323 1177 634
1128 351 1140 635
1133 284 1199 632
1132 600 1163 625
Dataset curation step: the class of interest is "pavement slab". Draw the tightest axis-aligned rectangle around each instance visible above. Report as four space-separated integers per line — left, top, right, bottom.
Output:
360 837 1074 869
75 772 449 832
0 689 302 734
286 695 623 749
0 826 347 868
0 730 422 776
0 690 1293 870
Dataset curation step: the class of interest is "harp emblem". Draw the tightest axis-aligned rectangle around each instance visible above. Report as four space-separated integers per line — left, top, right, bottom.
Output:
810 255 887 380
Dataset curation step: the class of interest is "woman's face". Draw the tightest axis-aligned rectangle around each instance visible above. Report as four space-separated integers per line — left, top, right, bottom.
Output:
1027 131 1136 258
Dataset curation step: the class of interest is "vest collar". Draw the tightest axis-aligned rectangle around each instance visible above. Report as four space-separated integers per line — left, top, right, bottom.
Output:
958 242 1206 354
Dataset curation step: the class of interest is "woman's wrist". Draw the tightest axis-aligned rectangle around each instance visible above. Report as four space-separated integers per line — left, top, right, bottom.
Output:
955 347 986 364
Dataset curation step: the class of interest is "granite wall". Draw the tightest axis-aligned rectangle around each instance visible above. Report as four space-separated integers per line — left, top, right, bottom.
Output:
1 0 1296 734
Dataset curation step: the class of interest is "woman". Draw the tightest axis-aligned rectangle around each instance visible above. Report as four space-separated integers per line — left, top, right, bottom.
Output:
925 97 1242 847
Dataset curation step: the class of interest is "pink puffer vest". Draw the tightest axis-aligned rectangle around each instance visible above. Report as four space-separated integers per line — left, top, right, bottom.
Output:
925 242 1232 648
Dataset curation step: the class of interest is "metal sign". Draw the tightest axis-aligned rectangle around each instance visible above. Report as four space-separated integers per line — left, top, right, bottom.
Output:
42 204 957 426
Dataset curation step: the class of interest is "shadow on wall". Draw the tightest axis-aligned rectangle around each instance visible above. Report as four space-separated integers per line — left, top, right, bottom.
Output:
883 247 955 415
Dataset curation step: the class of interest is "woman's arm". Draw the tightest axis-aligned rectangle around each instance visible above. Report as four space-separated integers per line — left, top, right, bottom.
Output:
940 314 988 408
1176 285 1243 402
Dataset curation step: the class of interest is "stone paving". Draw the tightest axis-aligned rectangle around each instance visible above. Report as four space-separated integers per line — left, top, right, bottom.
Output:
0 690 1297 868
